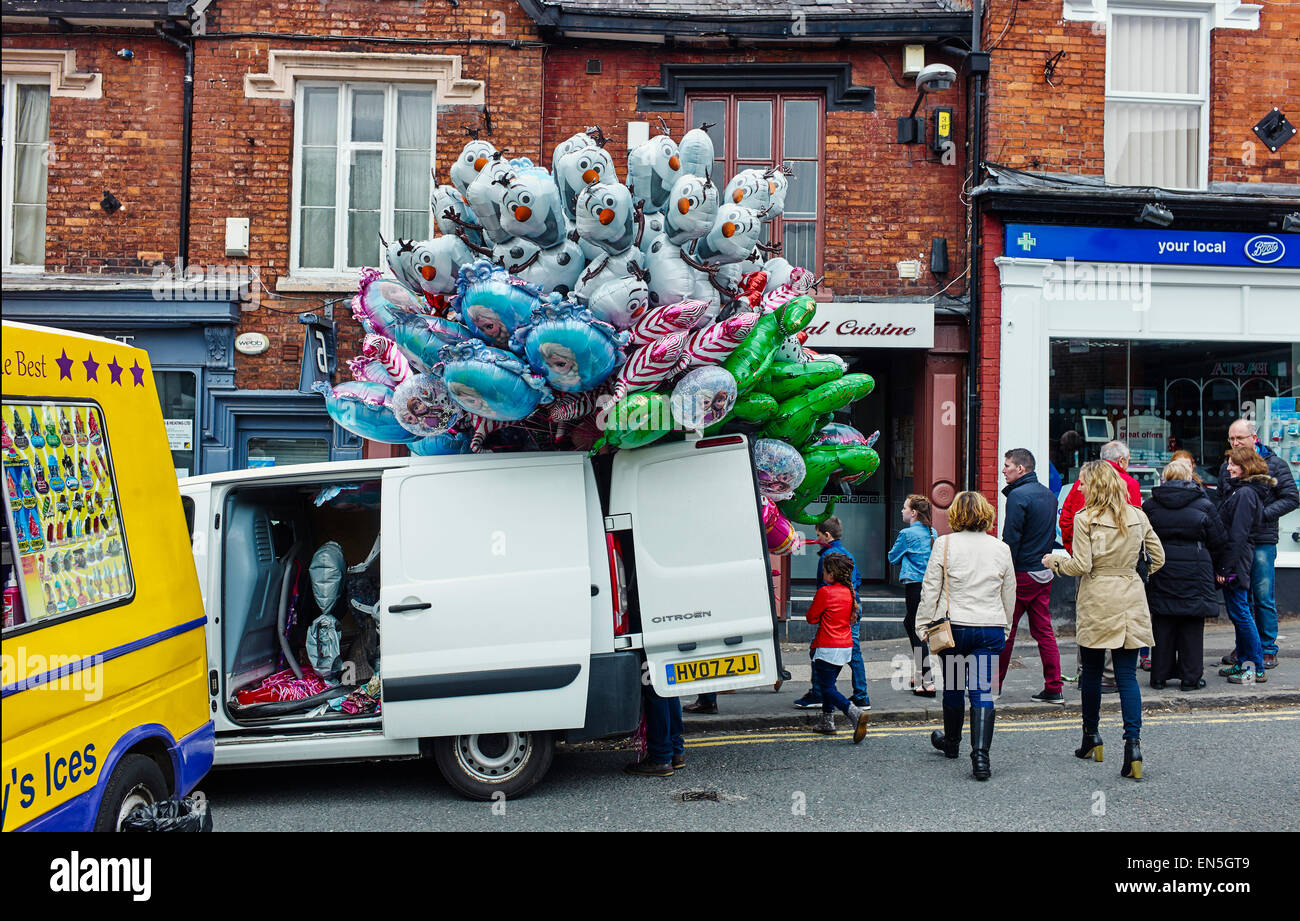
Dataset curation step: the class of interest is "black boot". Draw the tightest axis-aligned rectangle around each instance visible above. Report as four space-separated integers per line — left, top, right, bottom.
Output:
1075 726 1103 762
930 704 963 758
1121 739 1143 780
969 707 994 781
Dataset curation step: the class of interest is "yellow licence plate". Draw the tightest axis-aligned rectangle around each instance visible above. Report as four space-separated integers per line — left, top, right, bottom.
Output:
666 653 760 685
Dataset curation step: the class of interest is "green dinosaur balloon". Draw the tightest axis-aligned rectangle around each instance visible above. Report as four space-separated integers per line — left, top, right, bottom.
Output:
731 392 780 422
760 373 875 448
759 359 844 403
721 295 818 393
590 391 675 453
779 444 881 525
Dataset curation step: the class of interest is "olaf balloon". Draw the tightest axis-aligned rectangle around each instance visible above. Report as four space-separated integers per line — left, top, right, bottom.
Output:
449 137 498 199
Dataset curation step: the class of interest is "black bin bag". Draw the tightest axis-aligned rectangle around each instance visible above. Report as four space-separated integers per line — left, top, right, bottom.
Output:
120 793 213 832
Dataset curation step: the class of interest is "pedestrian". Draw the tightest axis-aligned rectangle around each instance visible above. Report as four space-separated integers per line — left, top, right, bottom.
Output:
1215 445 1276 685
806 553 871 742
624 684 687 777
1142 459 1228 691
1217 419 1298 672
1043 461 1164 781
793 517 869 711
1170 449 1207 490
918 491 1016 781
997 448 1066 704
1060 441 1143 687
888 494 937 696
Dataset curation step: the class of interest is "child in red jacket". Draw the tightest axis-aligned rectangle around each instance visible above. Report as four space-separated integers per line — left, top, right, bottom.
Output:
807 553 870 742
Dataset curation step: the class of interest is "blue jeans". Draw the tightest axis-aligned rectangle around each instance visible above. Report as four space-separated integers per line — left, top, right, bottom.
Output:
803 621 869 704
1251 544 1279 657
1080 646 1142 740
812 659 853 715
939 625 1004 711
1223 585 1265 673
643 686 684 765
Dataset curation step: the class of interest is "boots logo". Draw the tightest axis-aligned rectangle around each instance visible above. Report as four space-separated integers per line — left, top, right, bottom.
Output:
1243 235 1284 264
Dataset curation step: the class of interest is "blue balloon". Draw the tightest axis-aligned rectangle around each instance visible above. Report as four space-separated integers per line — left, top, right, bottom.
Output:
436 339 554 422
312 381 417 445
387 313 475 373
511 299 629 392
455 258 542 349
353 272 429 339
409 432 472 456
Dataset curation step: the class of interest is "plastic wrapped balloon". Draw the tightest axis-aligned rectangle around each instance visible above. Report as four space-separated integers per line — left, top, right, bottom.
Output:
511 300 630 393
409 431 472 456
455 258 543 348
312 381 416 445
391 373 463 437
812 423 871 448
435 338 554 422
752 439 807 501
670 366 738 432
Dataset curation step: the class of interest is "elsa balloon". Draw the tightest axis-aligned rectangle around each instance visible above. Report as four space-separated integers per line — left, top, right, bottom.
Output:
312 381 416 445
455 258 542 349
408 431 472 456
511 300 630 393
391 373 463 437
435 339 554 422
352 270 434 338
386 312 475 374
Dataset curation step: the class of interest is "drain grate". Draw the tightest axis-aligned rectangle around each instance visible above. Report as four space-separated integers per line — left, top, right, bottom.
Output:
679 790 721 802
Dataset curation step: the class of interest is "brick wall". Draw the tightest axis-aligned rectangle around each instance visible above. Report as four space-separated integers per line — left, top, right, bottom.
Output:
1 31 186 273
977 211 1003 501
982 0 1300 183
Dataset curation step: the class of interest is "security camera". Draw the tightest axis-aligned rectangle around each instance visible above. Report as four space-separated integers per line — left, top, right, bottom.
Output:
916 63 956 94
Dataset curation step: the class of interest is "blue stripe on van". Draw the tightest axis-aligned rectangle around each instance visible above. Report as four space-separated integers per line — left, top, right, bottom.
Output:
0 616 207 698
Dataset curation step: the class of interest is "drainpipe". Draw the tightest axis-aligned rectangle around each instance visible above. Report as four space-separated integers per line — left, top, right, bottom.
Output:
155 22 194 267
965 1 986 491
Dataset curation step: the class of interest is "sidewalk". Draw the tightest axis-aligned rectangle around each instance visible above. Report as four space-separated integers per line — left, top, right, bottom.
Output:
680 620 1299 734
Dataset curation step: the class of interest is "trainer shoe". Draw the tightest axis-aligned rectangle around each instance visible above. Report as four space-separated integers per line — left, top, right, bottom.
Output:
793 693 823 710
1030 689 1065 704
850 697 871 711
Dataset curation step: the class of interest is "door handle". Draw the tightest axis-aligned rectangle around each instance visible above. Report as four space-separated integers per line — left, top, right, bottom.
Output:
389 602 432 613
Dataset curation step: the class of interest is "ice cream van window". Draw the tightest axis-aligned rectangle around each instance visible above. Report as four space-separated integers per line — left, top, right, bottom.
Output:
2 400 134 632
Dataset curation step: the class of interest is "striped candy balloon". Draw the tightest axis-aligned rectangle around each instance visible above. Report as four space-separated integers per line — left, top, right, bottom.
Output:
684 312 759 367
628 299 710 347
347 356 398 388
611 331 688 402
361 334 412 384
469 416 504 453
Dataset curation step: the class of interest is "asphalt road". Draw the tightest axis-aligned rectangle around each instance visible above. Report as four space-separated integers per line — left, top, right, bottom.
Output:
202 705 1300 832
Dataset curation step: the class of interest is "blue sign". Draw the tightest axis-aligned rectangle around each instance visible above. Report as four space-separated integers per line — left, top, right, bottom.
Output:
1006 224 1299 269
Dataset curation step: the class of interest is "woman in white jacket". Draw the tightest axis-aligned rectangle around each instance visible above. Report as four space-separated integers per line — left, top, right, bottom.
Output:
915 491 1017 781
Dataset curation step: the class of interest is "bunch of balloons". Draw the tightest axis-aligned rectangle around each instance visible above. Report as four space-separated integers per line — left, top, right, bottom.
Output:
314 121 880 533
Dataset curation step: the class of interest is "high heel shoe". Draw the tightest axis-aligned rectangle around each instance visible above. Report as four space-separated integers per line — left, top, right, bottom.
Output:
1074 729 1103 762
1121 739 1142 780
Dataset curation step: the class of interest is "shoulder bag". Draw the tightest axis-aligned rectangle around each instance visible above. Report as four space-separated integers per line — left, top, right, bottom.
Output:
1135 514 1152 585
924 537 956 654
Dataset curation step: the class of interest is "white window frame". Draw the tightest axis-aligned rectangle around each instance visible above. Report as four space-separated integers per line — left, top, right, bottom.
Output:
1103 4 1212 191
2 74 51 273
289 81 436 278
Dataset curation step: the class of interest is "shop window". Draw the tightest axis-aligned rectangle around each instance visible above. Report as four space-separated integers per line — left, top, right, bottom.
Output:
686 94 823 274
2 400 134 632
1104 8 1209 189
1047 339 1299 498
246 436 330 469
292 82 434 275
1 76 50 270
154 370 198 478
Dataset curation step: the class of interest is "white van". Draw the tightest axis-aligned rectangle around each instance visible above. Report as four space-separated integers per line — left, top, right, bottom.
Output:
179 435 781 799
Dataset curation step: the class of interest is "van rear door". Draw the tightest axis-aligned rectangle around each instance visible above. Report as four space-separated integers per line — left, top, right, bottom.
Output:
609 436 779 697
378 454 593 739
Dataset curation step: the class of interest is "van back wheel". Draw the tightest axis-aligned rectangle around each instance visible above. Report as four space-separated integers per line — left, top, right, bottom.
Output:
93 754 169 832
433 731 554 801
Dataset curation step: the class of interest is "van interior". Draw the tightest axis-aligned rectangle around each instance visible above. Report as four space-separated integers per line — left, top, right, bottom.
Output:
221 478 383 727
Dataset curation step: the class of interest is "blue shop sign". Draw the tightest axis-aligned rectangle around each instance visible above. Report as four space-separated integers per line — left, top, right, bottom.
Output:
1006 224 1299 269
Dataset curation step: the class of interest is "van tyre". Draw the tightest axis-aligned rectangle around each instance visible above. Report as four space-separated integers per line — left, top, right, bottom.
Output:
433 731 555 801
93 754 168 832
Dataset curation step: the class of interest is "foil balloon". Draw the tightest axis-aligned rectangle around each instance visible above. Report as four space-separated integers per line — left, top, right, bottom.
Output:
684 312 759 366
436 338 554 422
352 270 430 339
312 381 416 445
677 125 716 178
628 298 710 347
722 295 818 392
455 258 543 348
753 438 807 501
762 359 844 403
499 166 568 249
387 312 475 374
761 497 799 556
466 152 532 245
592 391 674 452
391 373 463 437
644 235 714 312
761 374 876 448
812 423 871 447
670 366 738 431
450 138 498 198
556 142 616 222
694 203 764 266
432 183 482 245
722 168 772 212
662 173 719 246
780 442 881 526
511 300 630 393
361 333 412 385
574 181 639 257
385 236 473 301
611 330 689 401
497 236 586 296
626 131 681 215
584 270 649 330
347 356 397 389
408 431 472 456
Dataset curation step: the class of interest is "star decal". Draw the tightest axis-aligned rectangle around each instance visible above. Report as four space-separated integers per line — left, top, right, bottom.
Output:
129 360 146 387
108 357 124 385
56 349 74 381
83 351 100 381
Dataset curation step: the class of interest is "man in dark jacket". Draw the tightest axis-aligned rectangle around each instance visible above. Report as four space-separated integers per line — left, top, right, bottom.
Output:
997 448 1064 703
1217 419 1300 669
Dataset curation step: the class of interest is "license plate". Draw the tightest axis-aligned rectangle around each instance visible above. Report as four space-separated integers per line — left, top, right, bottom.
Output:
666 652 760 685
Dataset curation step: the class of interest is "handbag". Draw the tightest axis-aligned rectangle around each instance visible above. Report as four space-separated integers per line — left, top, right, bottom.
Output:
924 537 956 654
1136 519 1152 585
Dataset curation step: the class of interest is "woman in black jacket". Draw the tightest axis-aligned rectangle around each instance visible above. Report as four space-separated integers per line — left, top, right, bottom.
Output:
1142 460 1228 690
1216 447 1275 684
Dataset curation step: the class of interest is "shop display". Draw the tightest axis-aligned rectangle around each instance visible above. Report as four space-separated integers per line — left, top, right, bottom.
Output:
3 401 132 627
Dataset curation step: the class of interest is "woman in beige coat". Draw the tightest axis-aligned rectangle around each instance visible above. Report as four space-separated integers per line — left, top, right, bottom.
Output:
917 491 1017 781
1043 461 1164 780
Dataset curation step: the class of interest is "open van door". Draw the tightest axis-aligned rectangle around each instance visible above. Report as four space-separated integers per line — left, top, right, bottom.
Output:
378 454 593 739
609 436 780 698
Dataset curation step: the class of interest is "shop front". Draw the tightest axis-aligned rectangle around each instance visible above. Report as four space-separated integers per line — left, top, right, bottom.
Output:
995 223 1300 610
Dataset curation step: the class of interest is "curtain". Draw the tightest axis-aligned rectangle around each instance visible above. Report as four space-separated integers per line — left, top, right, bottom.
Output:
11 83 50 266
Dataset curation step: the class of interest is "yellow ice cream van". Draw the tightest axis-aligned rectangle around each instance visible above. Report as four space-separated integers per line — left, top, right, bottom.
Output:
1 321 212 831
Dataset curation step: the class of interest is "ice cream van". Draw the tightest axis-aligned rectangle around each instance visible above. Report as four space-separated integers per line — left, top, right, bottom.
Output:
1 321 213 831
179 435 782 800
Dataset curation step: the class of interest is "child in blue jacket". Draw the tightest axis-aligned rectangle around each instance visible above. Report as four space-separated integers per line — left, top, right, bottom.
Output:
889 494 938 696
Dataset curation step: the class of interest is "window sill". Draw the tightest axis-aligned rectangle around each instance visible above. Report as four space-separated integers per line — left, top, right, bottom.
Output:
275 275 365 294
